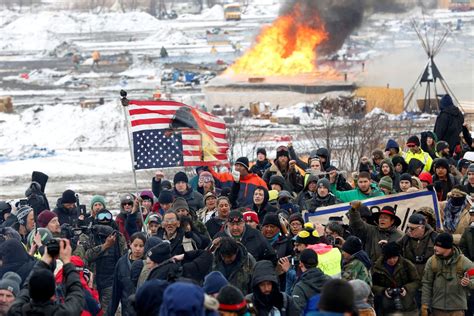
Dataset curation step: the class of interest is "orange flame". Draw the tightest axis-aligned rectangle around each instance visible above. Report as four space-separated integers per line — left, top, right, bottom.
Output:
227 5 328 76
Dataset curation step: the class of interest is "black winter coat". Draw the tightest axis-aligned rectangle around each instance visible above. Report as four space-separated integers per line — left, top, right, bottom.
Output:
250 159 272 178
108 253 136 316
8 261 84 316
0 239 36 283
147 250 212 284
152 179 204 212
434 103 464 152
215 225 275 262
54 198 80 227
156 227 204 256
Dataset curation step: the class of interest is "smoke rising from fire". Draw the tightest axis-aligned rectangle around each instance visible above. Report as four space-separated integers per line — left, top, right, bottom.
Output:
281 0 436 54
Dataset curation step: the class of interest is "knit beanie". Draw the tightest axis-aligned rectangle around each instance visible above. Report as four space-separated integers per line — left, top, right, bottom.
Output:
61 189 77 204
400 173 412 182
90 195 106 210
140 190 154 201
173 171 188 184
17 205 33 226
378 176 393 191
171 197 189 212
300 248 318 267
276 146 290 159
261 213 281 230
382 242 401 259
147 241 171 264
406 135 420 147
436 141 449 153
242 211 259 224
203 271 229 295
158 190 174 204
408 213 426 225
349 279 371 306
37 210 57 228
235 157 250 170
199 171 215 184
295 226 320 245
434 158 449 170
418 172 433 185
120 194 134 204
468 163 474 174
342 236 363 256
257 148 267 157
434 232 453 249
288 213 304 226
29 269 55 302
217 285 247 312
317 178 331 191
318 279 355 314
0 272 21 297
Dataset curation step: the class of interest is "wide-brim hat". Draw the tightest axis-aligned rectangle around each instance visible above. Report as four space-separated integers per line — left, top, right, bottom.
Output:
372 206 401 227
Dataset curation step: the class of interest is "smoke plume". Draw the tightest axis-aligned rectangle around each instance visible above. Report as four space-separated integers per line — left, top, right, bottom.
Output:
280 0 437 54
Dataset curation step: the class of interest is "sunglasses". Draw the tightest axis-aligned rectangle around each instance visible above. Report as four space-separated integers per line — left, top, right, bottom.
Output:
97 212 112 221
122 202 133 206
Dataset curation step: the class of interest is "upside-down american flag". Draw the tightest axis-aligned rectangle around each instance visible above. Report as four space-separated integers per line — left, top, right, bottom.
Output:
127 100 229 169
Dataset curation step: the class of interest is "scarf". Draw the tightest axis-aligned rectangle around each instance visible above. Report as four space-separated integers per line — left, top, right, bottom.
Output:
444 199 466 232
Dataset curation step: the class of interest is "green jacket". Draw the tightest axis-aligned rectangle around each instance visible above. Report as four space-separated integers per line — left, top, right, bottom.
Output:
421 247 474 311
397 226 437 278
459 226 474 261
342 257 372 286
372 256 420 314
348 206 403 262
330 183 384 203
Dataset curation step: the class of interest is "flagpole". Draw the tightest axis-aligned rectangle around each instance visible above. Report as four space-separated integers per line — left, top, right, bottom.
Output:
120 90 148 235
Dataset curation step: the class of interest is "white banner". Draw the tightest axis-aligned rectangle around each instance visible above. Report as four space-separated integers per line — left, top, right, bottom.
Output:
304 190 441 230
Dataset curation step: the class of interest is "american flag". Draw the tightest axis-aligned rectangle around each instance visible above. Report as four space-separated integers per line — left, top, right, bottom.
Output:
127 100 229 169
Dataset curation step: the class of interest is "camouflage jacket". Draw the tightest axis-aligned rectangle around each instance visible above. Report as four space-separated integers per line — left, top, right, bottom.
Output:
342 257 372 287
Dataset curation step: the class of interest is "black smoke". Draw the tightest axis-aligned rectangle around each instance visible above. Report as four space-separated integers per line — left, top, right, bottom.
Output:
280 0 437 55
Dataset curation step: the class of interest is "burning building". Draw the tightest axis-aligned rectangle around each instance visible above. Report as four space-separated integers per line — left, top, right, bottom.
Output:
204 2 357 109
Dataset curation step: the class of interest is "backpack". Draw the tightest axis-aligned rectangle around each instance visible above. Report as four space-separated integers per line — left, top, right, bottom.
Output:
431 253 466 279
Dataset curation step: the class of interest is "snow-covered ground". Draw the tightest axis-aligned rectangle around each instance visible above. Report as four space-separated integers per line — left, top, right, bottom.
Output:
1 3 473 199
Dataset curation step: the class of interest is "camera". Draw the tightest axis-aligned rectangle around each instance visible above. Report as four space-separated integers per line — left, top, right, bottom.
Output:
415 255 426 264
387 288 403 310
46 239 60 257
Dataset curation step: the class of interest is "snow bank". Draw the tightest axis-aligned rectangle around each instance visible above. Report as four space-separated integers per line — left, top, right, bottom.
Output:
145 26 198 46
0 102 128 158
201 5 225 20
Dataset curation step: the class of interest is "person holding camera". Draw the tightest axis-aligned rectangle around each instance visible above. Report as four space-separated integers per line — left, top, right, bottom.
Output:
8 239 85 315
76 209 127 314
372 242 421 316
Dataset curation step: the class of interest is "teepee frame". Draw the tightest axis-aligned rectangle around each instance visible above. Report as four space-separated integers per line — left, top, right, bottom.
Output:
404 19 463 113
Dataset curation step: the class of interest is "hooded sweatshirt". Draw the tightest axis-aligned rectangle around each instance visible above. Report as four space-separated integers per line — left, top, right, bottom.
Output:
248 186 278 223
246 260 298 316
434 95 464 153
0 239 36 283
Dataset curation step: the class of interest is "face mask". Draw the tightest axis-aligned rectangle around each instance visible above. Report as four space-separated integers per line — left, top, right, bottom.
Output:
451 196 465 206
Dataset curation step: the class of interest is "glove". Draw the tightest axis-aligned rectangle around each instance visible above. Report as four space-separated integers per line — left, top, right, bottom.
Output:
426 184 434 192
350 200 362 210
232 169 240 182
421 304 429 316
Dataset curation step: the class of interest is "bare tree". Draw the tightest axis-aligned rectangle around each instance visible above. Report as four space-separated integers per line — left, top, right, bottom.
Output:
226 117 267 163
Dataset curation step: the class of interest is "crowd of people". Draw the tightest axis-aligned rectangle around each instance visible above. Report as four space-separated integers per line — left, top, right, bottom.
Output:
0 94 473 315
